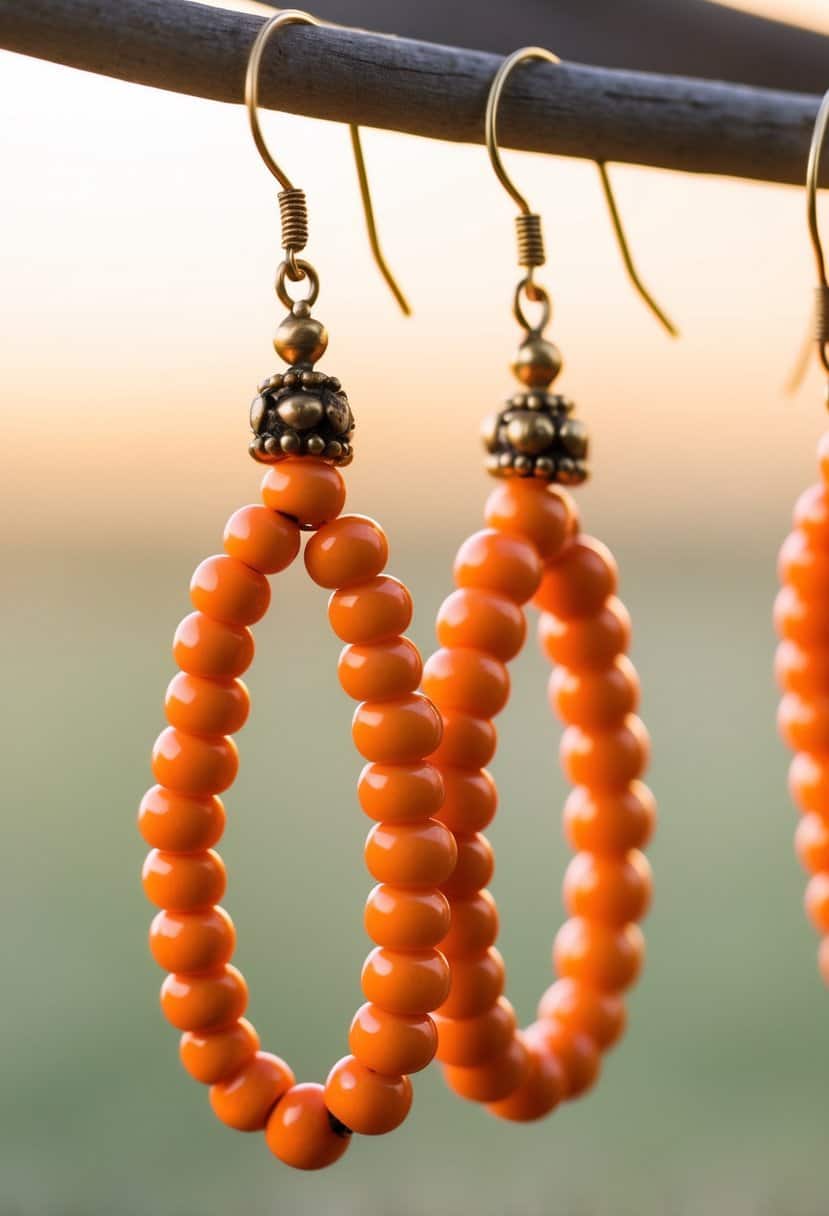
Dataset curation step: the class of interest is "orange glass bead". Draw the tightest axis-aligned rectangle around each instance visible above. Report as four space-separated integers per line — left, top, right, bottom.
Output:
352 696 443 764
364 820 457 886
549 656 640 729
179 1018 260 1084
324 1055 413 1135
775 640 829 698
539 597 631 670
436 947 505 1018
484 479 574 561
789 752 829 814
422 647 510 719
190 554 270 626
349 1002 438 1075
793 483 829 545
553 918 644 992
486 1038 565 1122
524 1018 600 1099
151 727 239 796
141 848 226 910
774 585 829 648
149 906 235 973
173 612 254 679
437 767 498 833
209 1050 295 1131
338 636 422 702
537 978 626 1050
223 503 301 574
560 717 649 790
160 964 248 1032
164 673 250 737
304 514 389 588
778 693 829 752
563 850 652 924
329 576 413 644
364 884 451 950
453 529 542 604
361 947 450 1015
795 812 829 873
563 782 656 854
436 588 527 662
434 996 517 1066
805 873 829 932
439 890 499 957
443 1034 529 1103
819 432 829 484
357 762 444 823
441 833 494 899
138 786 225 852
261 458 346 530
429 711 497 770
534 536 618 619
778 529 829 598
265 1082 351 1170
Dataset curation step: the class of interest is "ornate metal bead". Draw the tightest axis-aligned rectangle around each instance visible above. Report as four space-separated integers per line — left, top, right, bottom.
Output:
481 389 589 485
249 366 355 466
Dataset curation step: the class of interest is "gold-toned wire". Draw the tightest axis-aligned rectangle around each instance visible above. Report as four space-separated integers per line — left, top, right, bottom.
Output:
807 89 829 378
515 213 546 268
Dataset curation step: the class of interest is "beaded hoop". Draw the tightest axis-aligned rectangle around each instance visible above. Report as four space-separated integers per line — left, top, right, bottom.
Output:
422 478 655 1121
139 459 455 1169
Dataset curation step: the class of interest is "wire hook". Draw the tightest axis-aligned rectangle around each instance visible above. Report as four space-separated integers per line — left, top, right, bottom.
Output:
806 87 829 378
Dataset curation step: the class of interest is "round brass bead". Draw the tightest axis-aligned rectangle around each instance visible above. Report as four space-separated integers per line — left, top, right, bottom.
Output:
534 457 554 478
559 418 589 459
273 311 328 365
505 409 555 455
511 335 563 388
279 432 301 454
276 392 324 431
480 411 501 453
305 434 326 456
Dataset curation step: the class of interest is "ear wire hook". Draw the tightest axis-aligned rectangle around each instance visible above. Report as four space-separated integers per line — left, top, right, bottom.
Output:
485 46 678 337
806 87 829 381
245 9 410 315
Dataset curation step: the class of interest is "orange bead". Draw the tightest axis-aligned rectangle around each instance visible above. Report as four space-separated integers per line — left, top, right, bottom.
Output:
549 656 639 729
534 536 618 619
778 529 829 598
524 1018 600 1099
436 948 505 1018
223 503 301 574
539 597 631 670
778 693 829 752
805 873 829 932
173 612 254 679
795 812 829 873
304 514 388 588
560 717 649 790
819 431 829 484
337 637 422 702
141 848 226 910
484 479 574 560
436 588 527 662
439 890 499 957
793 483 829 545
209 1050 295 1131
149 906 235 972
443 1035 528 1103
151 727 239 796
554 918 644 992
265 1083 351 1170
422 647 510 718
453 529 542 604
349 1002 437 1075
361 946 450 1014
352 696 443 764
364 820 457 886
434 996 517 1066
774 586 829 648
164 673 250 736
537 978 626 1050
357 762 444 823
563 782 656 854
325 1055 412 1135
441 833 494 898
329 576 413 644
563 850 652 924
486 1038 565 1122
179 1018 260 1084
429 711 497 770
261 458 346 530
138 786 225 852
189 554 270 626
160 964 248 1032
789 752 829 814
364 884 451 949
437 767 498 833
775 640 829 698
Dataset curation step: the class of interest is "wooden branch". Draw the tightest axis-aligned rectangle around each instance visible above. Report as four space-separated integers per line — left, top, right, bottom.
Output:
0 0 825 187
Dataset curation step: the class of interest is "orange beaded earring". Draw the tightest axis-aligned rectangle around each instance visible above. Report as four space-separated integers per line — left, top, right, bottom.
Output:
776 89 829 987
420 47 676 1121
137 10 453 1171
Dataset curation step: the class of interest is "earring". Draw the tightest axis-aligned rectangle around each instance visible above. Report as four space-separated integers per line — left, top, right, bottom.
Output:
138 10 451 1171
420 47 675 1121
775 89 829 988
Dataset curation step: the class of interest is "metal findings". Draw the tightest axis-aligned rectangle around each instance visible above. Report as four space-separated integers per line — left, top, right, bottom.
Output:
807 88 829 384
